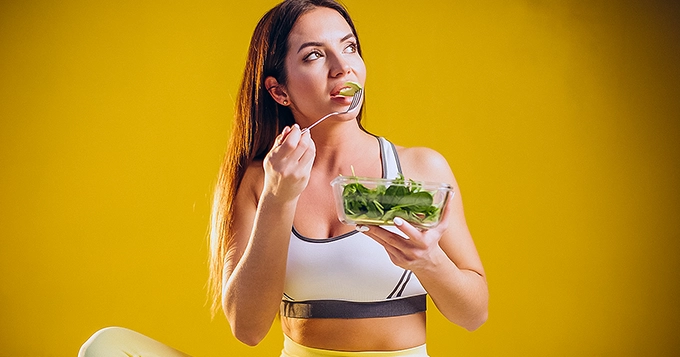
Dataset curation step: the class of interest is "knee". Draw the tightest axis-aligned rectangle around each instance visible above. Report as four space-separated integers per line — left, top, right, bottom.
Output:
78 326 137 357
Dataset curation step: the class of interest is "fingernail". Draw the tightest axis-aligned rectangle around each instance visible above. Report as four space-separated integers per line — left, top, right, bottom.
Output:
293 123 300 129
356 225 369 232
393 217 404 226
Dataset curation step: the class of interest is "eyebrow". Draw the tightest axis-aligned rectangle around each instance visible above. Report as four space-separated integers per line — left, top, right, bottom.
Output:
296 33 356 53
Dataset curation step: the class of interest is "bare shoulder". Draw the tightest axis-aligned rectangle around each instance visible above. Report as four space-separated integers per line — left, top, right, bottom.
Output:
395 145 456 185
243 160 265 181
238 160 265 204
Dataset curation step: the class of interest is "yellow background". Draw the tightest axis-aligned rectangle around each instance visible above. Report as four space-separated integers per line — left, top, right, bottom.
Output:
1 0 678 356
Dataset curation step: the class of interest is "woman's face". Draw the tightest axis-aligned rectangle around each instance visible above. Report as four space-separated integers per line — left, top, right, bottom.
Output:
282 7 366 125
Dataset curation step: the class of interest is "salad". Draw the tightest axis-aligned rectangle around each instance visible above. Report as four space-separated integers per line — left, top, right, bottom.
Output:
332 173 452 228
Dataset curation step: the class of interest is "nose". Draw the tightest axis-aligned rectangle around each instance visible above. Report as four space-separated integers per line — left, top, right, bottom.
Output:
328 52 351 78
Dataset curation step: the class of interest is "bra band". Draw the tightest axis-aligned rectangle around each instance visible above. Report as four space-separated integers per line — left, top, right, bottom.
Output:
280 294 427 319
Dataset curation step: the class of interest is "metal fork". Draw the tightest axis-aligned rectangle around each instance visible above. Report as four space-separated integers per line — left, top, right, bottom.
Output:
301 89 363 133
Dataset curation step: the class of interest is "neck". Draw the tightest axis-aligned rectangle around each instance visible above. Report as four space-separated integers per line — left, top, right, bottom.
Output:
308 123 381 178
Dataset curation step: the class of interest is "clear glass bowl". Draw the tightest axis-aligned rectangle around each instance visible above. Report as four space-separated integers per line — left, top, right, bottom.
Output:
330 175 454 229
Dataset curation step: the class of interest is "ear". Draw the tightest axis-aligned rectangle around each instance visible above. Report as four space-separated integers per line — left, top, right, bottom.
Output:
264 76 290 106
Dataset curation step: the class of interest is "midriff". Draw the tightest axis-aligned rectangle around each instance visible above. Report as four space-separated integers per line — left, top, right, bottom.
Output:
281 312 426 351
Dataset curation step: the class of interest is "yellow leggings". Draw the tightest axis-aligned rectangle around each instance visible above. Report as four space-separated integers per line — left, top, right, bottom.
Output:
78 327 191 357
78 327 429 357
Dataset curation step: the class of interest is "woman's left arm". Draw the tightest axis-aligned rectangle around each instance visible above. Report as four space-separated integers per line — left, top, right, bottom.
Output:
361 147 488 331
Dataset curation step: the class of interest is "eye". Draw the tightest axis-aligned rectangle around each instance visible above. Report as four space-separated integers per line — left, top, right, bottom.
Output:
303 50 323 62
344 42 358 54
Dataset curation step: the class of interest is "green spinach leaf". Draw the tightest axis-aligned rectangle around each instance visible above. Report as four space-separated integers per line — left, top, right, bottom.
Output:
341 174 442 227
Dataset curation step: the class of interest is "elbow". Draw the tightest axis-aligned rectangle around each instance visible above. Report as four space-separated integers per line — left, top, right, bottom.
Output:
223 299 267 346
226 306 270 346
233 330 266 347
462 283 489 331
462 309 488 332
229 320 268 346
223 294 275 346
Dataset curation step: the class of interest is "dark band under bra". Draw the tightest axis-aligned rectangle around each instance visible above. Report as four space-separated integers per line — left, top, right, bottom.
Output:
280 294 427 319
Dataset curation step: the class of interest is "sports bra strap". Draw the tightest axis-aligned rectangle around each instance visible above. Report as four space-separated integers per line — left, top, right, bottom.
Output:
378 136 402 179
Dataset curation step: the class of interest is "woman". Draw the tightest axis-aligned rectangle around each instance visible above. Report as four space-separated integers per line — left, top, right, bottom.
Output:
79 1 487 356
210 0 488 355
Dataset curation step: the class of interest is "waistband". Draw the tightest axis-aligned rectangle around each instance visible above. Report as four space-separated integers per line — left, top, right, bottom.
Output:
281 335 429 357
281 295 427 319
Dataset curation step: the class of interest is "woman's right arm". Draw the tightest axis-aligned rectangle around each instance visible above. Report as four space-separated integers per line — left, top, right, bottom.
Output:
222 125 315 346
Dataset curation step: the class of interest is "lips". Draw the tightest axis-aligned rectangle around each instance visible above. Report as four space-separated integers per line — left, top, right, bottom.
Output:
330 82 357 96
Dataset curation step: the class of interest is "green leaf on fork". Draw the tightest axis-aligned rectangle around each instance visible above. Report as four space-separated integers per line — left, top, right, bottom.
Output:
339 81 362 96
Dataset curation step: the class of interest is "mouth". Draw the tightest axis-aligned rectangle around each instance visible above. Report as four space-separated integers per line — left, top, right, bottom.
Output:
330 81 361 97
330 87 348 97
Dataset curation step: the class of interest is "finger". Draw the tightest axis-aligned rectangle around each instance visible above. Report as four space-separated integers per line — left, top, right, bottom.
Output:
391 217 428 247
361 225 414 251
276 124 302 155
286 129 312 162
361 226 393 250
280 124 293 142
361 227 409 265
298 136 316 168
275 125 292 146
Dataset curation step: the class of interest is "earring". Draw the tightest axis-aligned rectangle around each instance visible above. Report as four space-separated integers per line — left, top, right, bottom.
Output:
283 100 288 105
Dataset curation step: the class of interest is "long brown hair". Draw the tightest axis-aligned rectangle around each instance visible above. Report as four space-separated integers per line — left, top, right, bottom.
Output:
208 0 364 316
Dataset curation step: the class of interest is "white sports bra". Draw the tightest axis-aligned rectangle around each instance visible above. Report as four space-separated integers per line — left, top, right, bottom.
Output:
280 137 427 319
